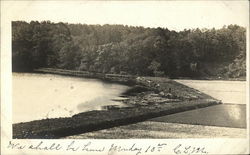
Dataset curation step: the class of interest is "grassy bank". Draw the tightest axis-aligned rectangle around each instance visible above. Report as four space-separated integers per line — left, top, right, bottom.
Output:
13 69 221 139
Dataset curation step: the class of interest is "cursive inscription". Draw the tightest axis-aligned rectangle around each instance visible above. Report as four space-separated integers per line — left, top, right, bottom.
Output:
108 143 143 155
7 141 207 155
173 144 208 155
82 142 105 152
7 141 26 149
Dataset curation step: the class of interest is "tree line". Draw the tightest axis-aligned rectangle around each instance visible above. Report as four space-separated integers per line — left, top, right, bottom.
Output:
12 21 246 78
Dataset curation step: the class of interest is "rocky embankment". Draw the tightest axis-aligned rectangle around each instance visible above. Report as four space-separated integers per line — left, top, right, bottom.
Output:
123 76 214 105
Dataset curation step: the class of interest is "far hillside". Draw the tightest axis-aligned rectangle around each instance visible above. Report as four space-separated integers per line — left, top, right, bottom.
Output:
12 21 246 79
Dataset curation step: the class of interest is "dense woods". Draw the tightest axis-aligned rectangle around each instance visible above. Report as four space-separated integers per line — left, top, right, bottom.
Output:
12 21 246 78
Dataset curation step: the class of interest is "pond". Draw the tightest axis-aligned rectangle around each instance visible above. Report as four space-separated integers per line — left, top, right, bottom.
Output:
151 79 247 128
174 79 246 104
13 73 131 123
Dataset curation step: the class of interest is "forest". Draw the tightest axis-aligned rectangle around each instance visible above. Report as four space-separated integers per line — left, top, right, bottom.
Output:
12 21 246 78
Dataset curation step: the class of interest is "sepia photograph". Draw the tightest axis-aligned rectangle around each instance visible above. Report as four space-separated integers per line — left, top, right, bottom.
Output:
1 0 249 154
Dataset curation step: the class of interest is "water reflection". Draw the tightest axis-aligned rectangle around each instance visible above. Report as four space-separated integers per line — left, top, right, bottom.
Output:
77 96 128 112
13 73 131 123
151 104 246 128
226 104 242 121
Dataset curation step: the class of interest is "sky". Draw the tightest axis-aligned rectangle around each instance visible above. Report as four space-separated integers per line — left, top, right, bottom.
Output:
2 1 249 31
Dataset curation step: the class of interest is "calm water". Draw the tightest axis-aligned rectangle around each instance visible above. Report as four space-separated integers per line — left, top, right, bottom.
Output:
151 104 246 128
13 73 131 123
175 80 246 104
151 79 247 128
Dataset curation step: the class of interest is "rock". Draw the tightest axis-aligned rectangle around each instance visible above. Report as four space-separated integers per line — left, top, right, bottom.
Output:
159 91 165 96
150 93 159 97
166 93 173 98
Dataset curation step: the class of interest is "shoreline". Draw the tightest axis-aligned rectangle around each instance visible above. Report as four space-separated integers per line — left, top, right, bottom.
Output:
14 68 247 82
13 69 221 139
13 100 220 139
172 77 246 81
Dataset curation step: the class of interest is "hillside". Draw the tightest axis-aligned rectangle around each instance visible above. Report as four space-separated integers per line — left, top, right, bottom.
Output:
12 21 246 79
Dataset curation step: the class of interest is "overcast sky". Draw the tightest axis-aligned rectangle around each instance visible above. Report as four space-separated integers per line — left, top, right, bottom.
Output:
2 1 249 31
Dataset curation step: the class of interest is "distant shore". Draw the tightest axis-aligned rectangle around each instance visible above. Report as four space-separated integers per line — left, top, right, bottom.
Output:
15 68 246 82
172 76 246 81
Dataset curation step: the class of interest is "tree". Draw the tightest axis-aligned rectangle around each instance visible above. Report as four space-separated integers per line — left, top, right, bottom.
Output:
12 21 246 79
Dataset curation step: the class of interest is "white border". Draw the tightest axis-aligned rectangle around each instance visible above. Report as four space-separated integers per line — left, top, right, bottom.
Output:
1 1 249 154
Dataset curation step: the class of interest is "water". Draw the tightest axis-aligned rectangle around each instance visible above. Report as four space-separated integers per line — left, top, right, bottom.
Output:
151 104 246 128
175 80 246 104
151 80 247 128
13 73 131 123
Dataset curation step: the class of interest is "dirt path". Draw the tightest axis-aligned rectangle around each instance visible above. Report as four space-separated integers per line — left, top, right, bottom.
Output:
65 121 246 139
